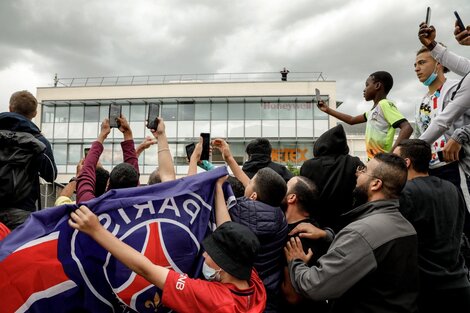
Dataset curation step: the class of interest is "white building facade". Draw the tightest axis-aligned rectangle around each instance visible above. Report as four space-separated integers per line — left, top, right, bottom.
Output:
35 73 365 183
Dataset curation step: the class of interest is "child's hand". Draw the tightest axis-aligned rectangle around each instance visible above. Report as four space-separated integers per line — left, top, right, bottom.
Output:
68 205 102 235
316 100 328 112
216 175 228 187
454 22 470 46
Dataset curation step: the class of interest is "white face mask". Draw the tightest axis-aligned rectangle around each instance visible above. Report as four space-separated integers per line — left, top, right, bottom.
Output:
202 262 222 282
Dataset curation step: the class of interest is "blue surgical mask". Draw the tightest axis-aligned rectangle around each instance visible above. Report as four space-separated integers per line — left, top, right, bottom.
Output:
423 72 437 86
202 262 222 281
423 63 439 86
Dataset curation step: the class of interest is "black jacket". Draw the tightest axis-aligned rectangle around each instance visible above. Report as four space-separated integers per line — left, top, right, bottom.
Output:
230 197 288 313
242 154 293 183
0 112 57 211
300 124 363 232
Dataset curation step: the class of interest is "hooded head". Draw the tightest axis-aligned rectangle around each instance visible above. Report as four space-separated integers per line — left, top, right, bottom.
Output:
313 124 349 157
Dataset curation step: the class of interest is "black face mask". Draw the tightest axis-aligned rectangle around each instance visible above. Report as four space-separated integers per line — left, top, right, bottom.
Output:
352 184 369 208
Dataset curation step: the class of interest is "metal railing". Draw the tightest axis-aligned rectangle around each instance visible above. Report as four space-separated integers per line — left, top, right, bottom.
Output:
53 71 327 88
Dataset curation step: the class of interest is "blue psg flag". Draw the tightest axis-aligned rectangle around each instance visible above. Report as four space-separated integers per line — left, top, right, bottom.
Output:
0 166 233 313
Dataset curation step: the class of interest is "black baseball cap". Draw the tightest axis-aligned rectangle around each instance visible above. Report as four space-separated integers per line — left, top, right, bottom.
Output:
202 221 259 281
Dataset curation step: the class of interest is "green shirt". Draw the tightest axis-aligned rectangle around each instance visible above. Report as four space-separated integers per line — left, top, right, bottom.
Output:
364 99 406 159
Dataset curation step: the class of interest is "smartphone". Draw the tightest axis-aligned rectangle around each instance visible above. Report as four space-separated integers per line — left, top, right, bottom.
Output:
315 88 321 103
147 103 160 130
109 103 121 128
425 7 431 25
437 149 466 162
200 133 210 160
84 147 90 158
455 11 466 32
185 143 195 160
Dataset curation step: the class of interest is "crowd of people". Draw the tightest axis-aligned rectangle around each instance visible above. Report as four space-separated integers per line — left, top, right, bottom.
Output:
1 20 470 313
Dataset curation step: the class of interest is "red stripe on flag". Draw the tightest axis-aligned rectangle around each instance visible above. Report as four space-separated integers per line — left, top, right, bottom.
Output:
0 239 69 313
117 222 170 305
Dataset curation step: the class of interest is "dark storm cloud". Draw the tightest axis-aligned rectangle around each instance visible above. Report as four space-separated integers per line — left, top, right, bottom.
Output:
0 0 470 118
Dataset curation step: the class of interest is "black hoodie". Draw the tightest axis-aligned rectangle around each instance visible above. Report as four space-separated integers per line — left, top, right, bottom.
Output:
242 154 293 183
300 124 363 232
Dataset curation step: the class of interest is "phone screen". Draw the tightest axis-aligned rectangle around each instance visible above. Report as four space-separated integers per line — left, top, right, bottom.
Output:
109 104 121 128
315 88 321 103
147 103 160 130
455 11 465 31
200 133 210 160
425 7 431 25
186 143 195 160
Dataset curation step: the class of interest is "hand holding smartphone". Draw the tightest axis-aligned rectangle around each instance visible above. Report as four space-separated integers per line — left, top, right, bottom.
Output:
109 103 121 128
147 103 160 130
455 11 466 32
200 133 210 160
425 7 431 25
185 143 195 160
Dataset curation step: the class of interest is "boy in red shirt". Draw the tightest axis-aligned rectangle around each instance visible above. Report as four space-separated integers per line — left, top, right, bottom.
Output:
69 200 266 312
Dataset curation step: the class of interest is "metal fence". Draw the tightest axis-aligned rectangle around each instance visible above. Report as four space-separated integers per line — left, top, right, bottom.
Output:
53 71 327 88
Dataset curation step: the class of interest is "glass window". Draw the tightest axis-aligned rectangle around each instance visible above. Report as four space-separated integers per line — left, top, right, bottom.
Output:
42 105 55 123
178 121 194 138
279 120 296 137
68 144 82 164
70 105 84 122
53 144 67 164
144 147 156 168
314 120 329 137
297 120 314 137
130 121 145 139
194 121 210 135
83 122 98 139
113 143 123 164
178 103 195 121
101 144 113 165
195 102 210 120
121 104 130 121
296 101 313 120
228 121 244 137
41 123 53 138
211 121 227 138
245 101 261 120
262 120 279 137
228 101 244 120
245 120 261 137
54 123 68 139
99 105 108 121
162 104 177 121
55 106 69 123
130 104 145 122
165 121 177 138
211 101 227 120
69 123 83 139
278 101 296 119
260 98 279 120
84 106 99 122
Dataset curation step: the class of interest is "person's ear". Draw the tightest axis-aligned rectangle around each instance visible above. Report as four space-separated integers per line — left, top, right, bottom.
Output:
374 82 381 90
32 110 37 119
404 157 411 169
248 191 258 201
287 193 296 204
369 178 383 192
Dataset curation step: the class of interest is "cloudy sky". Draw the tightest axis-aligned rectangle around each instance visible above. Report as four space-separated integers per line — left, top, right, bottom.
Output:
1 0 469 120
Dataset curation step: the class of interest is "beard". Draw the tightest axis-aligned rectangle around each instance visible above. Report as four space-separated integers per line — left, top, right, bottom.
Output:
352 184 369 208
